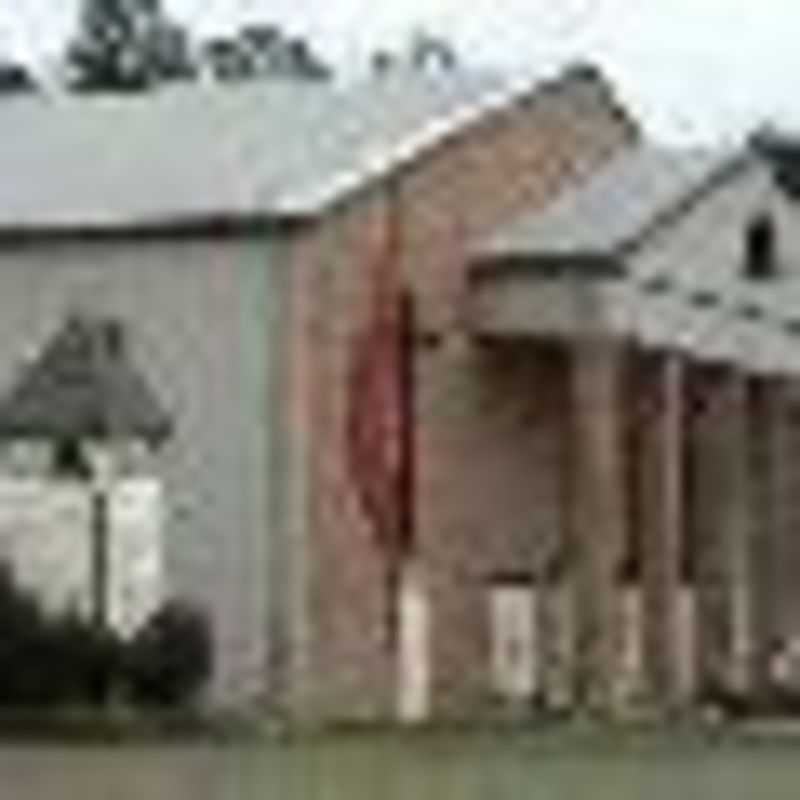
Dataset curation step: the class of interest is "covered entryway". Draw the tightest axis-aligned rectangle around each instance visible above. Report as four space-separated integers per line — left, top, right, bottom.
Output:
464 144 800 716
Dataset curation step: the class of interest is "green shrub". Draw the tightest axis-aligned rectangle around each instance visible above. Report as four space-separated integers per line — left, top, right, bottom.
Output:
0 565 56 707
51 614 124 706
124 599 212 709
0 563 211 712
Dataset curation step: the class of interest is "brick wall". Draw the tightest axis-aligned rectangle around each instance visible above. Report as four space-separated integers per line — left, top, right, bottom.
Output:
284 65 636 721
418 339 570 717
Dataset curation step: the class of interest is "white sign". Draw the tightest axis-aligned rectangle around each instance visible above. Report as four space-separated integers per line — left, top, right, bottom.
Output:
0 480 92 617
0 477 165 638
108 479 165 638
397 567 430 723
615 585 644 705
490 583 537 702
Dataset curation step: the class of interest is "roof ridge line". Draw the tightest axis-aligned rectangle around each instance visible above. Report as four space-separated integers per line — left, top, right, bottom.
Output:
274 62 637 218
617 149 754 259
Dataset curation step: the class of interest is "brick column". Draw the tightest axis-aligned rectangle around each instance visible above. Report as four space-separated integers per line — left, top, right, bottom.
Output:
639 351 685 710
540 359 576 714
747 377 784 700
692 367 750 697
569 338 626 713
728 376 755 697
539 576 575 711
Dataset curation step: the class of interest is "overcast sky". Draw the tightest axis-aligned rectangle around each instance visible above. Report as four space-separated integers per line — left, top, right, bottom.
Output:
0 0 798 144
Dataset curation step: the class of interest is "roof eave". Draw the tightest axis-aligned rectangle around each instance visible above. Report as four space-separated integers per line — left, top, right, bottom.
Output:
0 62 635 242
0 418 172 447
469 251 626 283
274 64 639 219
0 209 314 247
617 151 754 258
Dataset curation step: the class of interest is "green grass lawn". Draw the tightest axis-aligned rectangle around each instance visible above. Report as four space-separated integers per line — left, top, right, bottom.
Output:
3 729 800 799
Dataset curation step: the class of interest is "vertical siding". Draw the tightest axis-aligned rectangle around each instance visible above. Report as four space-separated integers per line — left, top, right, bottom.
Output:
0 236 287 705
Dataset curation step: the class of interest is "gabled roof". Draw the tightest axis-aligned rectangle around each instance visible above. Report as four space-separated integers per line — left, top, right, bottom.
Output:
0 63 632 236
468 142 800 375
476 144 744 269
0 315 171 443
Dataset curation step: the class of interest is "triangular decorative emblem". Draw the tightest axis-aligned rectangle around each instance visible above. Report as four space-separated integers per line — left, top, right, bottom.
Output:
0 314 171 445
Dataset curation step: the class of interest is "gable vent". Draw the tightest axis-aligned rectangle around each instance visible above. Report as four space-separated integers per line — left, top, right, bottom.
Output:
744 213 777 280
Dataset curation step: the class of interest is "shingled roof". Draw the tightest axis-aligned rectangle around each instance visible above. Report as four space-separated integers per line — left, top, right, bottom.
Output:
0 315 171 443
470 143 800 376
477 144 743 266
0 63 632 236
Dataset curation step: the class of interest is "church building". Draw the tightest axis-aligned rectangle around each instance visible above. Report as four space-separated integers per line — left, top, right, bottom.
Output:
0 62 798 723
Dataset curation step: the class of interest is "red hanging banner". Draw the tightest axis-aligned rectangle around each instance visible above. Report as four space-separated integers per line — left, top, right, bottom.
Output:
346 189 415 647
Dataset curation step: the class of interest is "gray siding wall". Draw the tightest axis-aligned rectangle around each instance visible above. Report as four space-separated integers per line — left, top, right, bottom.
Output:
0 236 288 705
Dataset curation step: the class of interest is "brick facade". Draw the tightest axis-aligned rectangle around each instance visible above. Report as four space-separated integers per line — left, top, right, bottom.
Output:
273 62 800 723
278 66 637 722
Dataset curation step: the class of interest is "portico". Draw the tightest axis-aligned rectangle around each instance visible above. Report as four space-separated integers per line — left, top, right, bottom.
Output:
463 144 800 715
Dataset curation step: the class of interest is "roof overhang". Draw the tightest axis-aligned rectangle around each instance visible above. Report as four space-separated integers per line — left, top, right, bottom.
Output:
467 258 800 377
468 261 629 340
470 252 625 282
0 210 313 248
0 63 637 243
